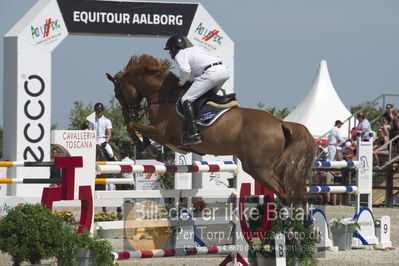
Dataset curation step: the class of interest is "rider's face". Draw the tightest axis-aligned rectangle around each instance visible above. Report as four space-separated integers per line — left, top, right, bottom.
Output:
95 110 103 118
168 47 178 59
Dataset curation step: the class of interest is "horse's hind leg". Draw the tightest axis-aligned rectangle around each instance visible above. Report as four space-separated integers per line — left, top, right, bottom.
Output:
242 163 287 204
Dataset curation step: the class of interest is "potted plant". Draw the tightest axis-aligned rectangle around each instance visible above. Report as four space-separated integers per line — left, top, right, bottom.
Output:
94 211 117 239
0 203 65 266
329 217 360 251
249 237 275 265
247 201 317 266
56 227 115 266
192 199 207 213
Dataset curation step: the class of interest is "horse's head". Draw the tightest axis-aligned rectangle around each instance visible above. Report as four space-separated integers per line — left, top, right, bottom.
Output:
106 70 143 124
106 55 177 123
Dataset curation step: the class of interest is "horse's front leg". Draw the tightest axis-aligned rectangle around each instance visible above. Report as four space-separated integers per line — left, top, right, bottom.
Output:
127 122 166 160
127 122 163 143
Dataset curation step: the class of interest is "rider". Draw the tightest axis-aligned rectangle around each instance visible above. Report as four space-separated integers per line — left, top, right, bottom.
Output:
164 35 230 145
88 102 116 161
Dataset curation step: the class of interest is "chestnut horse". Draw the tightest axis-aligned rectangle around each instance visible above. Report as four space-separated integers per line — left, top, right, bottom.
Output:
106 54 316 205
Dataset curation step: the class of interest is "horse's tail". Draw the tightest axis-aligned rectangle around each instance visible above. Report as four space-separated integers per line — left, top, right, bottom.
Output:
274 122 316 204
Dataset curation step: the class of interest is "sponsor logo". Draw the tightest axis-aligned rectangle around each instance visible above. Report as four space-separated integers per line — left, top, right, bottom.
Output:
2 197 26 216
31 18 62 39
30 17 63 46
23 74 46 161
195 22 223 45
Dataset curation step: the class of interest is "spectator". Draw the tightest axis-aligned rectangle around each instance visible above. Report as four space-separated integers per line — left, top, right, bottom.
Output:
373 127 389 167
319 171 341 205
327 120 346 161
120 151 135 190
388 109 399 141
388 109 399 158
49 148 61 187
356 112 372 141
343 131 357 161
382 104 394 125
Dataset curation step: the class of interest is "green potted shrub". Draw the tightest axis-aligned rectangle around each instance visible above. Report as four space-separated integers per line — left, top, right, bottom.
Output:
247 201 317 266
56 227 115 266
0 203 65 266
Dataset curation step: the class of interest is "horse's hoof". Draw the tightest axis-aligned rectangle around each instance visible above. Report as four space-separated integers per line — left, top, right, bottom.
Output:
142 145 159 159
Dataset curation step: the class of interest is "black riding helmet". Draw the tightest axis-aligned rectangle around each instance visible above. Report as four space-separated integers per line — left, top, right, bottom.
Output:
164 35 187 50
94 102 104 111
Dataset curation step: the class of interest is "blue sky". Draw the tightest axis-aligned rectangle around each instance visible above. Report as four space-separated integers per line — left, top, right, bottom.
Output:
1 0 399 129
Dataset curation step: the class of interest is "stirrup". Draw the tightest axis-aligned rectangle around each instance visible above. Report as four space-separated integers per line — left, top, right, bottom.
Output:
184 133 202 145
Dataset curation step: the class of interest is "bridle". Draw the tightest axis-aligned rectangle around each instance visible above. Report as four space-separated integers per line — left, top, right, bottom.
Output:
116 82 180 124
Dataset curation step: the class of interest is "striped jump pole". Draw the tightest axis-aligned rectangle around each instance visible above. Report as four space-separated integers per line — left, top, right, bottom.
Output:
96 160 236 165
194 161 235 165
307 185 358 193
0 178 58 184
0 178 134 185
0 161 54 167
96 164 238 174
313 160 359 168
112 245 239 260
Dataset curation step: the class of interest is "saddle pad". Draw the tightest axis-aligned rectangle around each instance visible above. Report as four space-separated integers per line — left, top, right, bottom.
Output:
176 104 231 126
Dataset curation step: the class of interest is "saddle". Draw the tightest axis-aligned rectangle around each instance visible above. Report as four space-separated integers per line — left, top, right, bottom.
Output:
174 89 239 154
176 89 238 116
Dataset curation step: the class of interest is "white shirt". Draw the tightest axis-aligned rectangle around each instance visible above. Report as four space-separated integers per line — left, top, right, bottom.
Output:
328 126 345 145
175 46 222 85
88 115 112 144
357 119 371 140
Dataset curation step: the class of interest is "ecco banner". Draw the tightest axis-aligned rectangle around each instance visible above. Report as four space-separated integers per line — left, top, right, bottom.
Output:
57 0 198 36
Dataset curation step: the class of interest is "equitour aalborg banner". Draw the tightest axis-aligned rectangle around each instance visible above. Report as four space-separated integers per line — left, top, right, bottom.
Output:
57 0 198 36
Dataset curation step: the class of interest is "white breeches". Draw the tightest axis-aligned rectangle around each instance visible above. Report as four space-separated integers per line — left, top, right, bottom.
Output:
327 145 343 161
98 138 114 158
181 65 230 103
327 146 337 161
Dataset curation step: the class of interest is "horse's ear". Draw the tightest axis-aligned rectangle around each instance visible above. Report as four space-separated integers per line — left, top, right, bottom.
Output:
105 73 116 84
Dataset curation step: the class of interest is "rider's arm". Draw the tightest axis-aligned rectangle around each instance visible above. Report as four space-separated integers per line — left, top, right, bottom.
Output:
106 128 112 143
105 119 112 143
175 51 191 86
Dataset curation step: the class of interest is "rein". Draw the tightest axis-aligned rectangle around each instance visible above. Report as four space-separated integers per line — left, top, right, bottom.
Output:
125 97 177 123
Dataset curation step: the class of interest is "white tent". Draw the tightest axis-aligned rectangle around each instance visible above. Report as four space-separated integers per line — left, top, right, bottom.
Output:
284 60 352 138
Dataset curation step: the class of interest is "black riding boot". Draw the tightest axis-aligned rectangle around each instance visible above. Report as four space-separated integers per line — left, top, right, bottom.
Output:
182 101 202 145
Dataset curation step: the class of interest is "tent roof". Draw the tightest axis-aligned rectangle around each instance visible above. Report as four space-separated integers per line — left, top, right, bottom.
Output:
284 60 352 138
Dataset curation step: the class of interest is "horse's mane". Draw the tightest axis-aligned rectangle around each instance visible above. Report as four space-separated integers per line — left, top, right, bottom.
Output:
124 54 172 75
